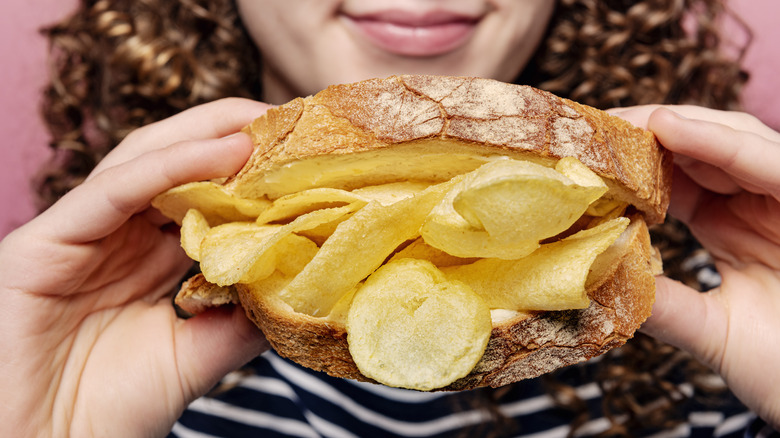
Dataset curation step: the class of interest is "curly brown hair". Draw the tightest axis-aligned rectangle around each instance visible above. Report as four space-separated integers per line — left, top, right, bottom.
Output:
37 0 749 435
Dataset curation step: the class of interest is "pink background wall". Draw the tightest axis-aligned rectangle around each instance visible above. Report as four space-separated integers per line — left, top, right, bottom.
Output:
1 0 779 239
1 0 77 237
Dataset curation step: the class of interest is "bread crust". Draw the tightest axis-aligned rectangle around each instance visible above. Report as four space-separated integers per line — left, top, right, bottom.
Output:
228 75 671 224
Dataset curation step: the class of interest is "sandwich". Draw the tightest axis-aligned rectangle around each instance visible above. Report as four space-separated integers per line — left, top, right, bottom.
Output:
152 75 672 391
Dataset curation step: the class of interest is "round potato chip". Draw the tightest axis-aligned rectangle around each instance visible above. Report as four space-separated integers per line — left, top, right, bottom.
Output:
347 259 491 390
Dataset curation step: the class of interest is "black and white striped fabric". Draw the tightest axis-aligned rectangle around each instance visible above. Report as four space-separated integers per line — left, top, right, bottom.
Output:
168 349 755 438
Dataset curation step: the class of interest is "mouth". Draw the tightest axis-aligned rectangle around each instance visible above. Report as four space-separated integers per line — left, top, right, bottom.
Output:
340 9 482 57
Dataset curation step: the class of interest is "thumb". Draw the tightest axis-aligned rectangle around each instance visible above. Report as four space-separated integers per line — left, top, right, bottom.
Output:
174 306 269 401
640 276 728 373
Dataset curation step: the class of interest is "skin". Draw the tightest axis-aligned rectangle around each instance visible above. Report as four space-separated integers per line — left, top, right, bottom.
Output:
1 0 779 436
617 106 780 428
0 99 272 436
235 0 555 104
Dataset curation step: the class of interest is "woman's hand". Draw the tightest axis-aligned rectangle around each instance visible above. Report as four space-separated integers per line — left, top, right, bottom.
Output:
615 106 780 428
0 98 271 437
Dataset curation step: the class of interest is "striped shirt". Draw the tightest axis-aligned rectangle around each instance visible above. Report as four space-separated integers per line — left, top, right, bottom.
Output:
168 349 756 438
168 249 771 437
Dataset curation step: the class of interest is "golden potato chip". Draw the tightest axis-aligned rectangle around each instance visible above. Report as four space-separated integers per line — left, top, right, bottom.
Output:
421 158 607 260
326 286 359 324
554 156 606 188
388 238 476 267
241 270 300 304
199 205 355 285
586 199 628 220
240 234 319 284
152 181 270 225
275 236 320 277
199 222 284 285
180 209 211 261
278 179 457 317
292 182 430 245
257 188 368 224
351 181 430 205
584 218 638 290
347 259 491 390
239 242 320 306
442 217 629 311
296 215 355 246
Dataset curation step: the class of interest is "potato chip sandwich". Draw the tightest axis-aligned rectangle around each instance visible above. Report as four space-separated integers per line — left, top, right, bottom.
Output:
152 75 672 391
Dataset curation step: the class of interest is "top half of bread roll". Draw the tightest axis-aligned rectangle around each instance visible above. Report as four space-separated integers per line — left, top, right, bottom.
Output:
226 75 672 224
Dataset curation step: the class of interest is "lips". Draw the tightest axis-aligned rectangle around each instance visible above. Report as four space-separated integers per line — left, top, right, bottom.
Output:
341 10 481 57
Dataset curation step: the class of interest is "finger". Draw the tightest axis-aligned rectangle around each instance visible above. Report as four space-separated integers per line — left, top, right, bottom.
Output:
37 132 253 243
174 305 269 401
672 154 743 195
640 276 728 373
610 104 780 141
89 98 271 178
648 108 780 199
606 104 661 130
666 165 709 223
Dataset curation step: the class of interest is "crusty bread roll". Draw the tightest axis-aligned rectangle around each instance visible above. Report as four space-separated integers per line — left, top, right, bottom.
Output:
170 75 672 391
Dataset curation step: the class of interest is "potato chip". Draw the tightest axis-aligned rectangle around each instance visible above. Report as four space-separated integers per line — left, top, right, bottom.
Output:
554 156 606 188
586 199 628 220
180 209 211 261
275 236 320 277
442 217 629 311
241 270 300 304
199 205 355 285
296 215 355 246
352 181 430 205
152 181 270 225
199 222 284 285
421 158 608 260
347 259 491 390
326 286 359 324
278 179 457 317
388 238 476 267
257 188 368 224
239 244 320 307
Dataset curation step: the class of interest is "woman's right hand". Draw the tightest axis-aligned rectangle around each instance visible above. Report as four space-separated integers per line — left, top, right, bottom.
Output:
0 98 271 437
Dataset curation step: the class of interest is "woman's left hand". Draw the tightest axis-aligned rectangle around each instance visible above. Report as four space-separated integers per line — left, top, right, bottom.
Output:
614 105 780 429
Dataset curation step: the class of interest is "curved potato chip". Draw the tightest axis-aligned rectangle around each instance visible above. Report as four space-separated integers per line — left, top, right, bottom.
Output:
422 158 607 260
347 259 491 390
152 181 270 225
442 217 629 311
180 209 211 261
257 188 368 224
200 205 355 285
352 181 430 205
554 156 606 188
389 238 476 267
275 236 320 277
325 286 359 324
199 222 283 285
278 179 457 317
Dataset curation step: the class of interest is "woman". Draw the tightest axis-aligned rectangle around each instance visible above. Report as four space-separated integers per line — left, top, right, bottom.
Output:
1 0 779 436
